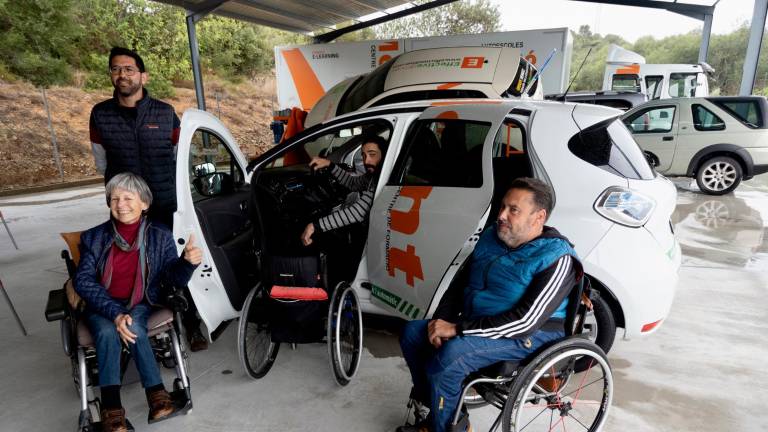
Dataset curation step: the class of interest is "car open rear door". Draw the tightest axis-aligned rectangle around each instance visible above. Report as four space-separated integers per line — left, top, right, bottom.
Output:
365 102 509 320
175 109 252 336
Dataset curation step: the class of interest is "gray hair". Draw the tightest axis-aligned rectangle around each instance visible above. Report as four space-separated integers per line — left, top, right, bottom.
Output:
508 177 554 221
105 172 153 207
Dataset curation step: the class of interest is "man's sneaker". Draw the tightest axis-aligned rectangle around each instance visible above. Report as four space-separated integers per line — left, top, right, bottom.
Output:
188 328 209 352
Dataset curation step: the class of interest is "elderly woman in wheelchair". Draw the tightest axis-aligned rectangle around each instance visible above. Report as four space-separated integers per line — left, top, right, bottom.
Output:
65 172 201 431
395 179 613 432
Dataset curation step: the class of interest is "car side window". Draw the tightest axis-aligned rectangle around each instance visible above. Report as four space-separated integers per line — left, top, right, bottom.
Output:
263 121 392 170
625 106 676 133
692 104 726 131
189 130 244 202
645 75 663 100
390 119 490 188
492 121 525 157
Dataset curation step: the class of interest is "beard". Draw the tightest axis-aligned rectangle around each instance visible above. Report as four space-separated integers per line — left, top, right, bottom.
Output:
114 78 142 98
496 221 525 248
364 163 376 173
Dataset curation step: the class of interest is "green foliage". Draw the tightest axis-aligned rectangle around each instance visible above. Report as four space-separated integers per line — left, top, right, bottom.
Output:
373 0 500 38
0 0 76 87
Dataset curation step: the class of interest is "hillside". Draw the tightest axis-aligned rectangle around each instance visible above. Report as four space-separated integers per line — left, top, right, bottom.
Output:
0 77 277 191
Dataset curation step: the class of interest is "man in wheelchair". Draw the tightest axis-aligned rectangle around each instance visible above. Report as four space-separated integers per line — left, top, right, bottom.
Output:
397 178 580 432
74 173 201 431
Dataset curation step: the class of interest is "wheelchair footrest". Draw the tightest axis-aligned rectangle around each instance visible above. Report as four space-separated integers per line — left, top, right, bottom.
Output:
89 418 135 431
270 285 328 301
147 388 193 424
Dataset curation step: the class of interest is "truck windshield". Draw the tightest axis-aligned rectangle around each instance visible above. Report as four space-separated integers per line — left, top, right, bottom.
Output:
612 74 640 92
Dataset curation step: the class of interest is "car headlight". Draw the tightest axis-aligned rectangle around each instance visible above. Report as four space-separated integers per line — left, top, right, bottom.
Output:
593 186 656 227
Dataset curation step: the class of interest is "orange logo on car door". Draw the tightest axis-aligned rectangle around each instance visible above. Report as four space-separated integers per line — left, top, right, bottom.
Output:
387 186 433 287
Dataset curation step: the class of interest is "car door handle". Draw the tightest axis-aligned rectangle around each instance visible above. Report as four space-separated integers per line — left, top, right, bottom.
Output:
662 136 674 141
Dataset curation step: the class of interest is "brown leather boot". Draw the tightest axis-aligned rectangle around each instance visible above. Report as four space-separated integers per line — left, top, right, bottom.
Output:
100 407 129 432
147 388 175 421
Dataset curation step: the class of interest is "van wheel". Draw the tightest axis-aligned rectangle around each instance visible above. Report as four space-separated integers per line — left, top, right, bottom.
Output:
696 156 742 195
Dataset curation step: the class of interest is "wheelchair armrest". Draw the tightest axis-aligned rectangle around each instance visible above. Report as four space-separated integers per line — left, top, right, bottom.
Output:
45 289 70 322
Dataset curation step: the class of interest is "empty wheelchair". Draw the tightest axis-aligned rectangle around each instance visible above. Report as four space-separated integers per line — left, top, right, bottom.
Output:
237 253 363 386
433 276 613 432
44 232 193 431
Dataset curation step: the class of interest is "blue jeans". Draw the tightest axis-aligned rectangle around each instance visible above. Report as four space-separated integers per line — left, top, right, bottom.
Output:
400 320 564 432
84 302 163 389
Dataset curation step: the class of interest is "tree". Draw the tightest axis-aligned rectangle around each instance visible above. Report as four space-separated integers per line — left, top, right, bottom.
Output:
0 0 77 87
372 0 500 39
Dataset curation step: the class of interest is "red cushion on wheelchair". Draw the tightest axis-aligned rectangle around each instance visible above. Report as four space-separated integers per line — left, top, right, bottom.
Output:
270 285 328 301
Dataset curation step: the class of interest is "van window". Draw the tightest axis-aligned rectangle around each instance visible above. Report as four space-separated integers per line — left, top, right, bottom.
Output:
711 99 763 128
569 119 654 180
692 105 725 131
645 75 663 99
389 119 490 187
612 74 641 92
668 73 697 97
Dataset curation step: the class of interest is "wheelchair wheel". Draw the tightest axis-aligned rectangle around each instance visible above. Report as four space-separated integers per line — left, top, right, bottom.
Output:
502 338 612 432
238 284 280 379
327 282 363 386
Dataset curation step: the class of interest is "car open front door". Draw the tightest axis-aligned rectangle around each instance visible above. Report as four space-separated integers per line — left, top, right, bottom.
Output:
176 109 254 336
366 102 509 320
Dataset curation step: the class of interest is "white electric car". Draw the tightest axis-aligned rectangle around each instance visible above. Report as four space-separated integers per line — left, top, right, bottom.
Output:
173 98 681 358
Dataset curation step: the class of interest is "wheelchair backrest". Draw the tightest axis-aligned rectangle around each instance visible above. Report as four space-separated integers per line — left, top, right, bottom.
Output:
564 266 589 337
60 231 83 278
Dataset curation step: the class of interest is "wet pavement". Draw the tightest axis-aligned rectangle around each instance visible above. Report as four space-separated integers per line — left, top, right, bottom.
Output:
1 175 767 431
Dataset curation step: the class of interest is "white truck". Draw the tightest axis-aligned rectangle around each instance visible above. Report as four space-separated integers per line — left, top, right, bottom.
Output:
602 44 714 99
274 28 573 112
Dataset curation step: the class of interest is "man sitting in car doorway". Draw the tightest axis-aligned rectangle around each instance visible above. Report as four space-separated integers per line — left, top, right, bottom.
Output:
396 178 580 432
300 135 387 279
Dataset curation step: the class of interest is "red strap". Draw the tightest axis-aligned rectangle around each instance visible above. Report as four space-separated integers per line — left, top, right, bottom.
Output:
270 285 328 301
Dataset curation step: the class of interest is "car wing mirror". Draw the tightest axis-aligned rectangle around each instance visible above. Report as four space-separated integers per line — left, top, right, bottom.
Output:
193 172 234 197
193 162 216 177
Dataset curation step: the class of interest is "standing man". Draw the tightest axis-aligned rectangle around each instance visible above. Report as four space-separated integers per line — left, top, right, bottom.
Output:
396 178 580 432
89 47 208 352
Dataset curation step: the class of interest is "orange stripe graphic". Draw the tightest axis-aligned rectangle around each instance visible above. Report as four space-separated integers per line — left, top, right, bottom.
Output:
616 64 641 75
436 82 461 90
281 49 325 110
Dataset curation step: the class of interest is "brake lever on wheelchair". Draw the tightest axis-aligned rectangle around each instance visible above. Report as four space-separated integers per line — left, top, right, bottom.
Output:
166 287 189 313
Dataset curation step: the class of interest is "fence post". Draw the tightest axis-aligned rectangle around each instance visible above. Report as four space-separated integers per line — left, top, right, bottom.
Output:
0 276 27 336
41 87 64 181
0 210 18 250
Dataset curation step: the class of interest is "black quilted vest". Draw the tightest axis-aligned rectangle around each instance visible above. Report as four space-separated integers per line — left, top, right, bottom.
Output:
91 90 177 214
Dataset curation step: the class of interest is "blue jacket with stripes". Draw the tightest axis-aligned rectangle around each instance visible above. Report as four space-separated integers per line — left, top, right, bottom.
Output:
436 225 579 340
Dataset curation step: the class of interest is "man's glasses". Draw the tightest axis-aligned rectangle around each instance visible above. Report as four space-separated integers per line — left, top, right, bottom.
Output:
109 66 140 76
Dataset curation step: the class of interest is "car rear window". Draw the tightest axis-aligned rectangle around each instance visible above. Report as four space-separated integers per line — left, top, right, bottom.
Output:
568 118 655 180
711 99 764 128
369 90 486 107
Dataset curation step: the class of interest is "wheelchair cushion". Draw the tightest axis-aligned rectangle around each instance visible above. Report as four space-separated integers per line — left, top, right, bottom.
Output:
77 308 174 347
476 360 521 378
270 285 328 301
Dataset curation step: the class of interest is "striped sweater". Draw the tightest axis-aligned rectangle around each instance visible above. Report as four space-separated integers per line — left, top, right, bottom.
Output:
315 163 377 232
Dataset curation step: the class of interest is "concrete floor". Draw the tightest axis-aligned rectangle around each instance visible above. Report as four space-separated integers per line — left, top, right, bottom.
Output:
1 176 767 431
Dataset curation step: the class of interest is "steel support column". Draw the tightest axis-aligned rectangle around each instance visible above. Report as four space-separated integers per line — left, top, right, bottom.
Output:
740 0 768 95
186 12 206 110
698 13 713 63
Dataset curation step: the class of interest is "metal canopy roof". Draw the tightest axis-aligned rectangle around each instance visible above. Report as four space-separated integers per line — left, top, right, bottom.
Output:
156 0 428 35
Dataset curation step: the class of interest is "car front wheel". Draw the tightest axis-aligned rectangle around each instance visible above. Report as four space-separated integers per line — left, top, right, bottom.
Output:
696 156 742 195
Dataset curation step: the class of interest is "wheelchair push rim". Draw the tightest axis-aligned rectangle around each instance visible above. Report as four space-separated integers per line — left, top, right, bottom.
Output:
503 341 613 432
327 283 363 386
238 283 280 379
